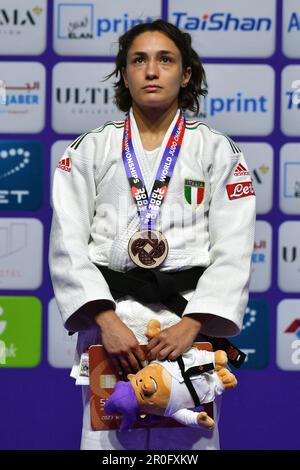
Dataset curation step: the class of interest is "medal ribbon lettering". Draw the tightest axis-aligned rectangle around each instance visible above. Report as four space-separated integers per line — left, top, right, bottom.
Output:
122 110 185 231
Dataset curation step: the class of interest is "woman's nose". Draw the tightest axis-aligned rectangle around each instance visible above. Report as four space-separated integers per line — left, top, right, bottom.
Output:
145 59 159 79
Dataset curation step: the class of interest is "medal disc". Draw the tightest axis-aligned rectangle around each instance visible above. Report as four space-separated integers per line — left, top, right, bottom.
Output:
128 230 168 268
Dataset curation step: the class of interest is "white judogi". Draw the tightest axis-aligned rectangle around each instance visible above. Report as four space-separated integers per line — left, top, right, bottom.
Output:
49 109 255 450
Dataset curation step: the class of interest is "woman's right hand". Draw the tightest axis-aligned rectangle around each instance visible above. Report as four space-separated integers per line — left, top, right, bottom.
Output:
95 309 145 376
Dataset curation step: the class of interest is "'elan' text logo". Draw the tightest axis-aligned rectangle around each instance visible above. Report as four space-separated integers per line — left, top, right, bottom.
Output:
57 3 154 39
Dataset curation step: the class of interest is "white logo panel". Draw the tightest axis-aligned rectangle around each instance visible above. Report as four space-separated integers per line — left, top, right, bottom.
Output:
48 298 77 368
52 62 124 133
280 144 300 214
250 221 272 292
237 142 273 214
277 300 300 371
168 0 276 58
0 62 45 133
0 0 47 55
53 0 161 56
0 218 43 289
191 65 274 136
281 65 300 136
283 0 300 58
278 222 300 292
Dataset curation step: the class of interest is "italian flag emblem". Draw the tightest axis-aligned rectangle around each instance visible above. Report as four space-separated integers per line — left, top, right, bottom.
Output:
184 179 205 208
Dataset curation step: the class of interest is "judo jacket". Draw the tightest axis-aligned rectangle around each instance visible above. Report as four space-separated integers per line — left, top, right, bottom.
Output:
49 109 256 338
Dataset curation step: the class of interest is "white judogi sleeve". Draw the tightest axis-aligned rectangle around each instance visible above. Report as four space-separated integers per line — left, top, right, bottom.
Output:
183 137 256 337
49 139 115 332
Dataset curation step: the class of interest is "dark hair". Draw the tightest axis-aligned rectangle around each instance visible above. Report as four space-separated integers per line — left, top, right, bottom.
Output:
106 20 207 115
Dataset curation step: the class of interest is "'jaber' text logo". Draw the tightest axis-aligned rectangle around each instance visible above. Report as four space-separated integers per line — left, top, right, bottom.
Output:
252 240 267 264
172 12 272 32
1 81 40 107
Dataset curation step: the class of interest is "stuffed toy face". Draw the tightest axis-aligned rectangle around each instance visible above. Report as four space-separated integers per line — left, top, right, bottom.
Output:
127 363 172 412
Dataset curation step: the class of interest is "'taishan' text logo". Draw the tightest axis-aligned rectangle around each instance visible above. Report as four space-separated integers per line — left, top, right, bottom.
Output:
172 12 272 32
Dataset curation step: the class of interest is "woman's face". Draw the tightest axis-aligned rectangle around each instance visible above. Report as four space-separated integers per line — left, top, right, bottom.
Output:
122 31 191 111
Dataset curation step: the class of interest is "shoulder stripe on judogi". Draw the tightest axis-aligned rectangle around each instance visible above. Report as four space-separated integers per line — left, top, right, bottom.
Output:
185 121 241 154
70 121 125 150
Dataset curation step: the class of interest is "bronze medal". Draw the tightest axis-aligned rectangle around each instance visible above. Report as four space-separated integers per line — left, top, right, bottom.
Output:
128 230 168 269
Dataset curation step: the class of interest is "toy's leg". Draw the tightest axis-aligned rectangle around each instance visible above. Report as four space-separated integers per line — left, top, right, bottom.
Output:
197 411 215 430
214 350 237 389
145 319 161 340
217 367 237 389
148 396 221 450
214 350 228 371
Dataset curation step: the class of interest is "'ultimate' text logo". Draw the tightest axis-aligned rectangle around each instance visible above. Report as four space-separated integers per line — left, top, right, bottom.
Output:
55 86 109 105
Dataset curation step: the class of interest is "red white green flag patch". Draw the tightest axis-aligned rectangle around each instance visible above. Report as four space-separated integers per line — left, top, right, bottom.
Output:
184 179 205 208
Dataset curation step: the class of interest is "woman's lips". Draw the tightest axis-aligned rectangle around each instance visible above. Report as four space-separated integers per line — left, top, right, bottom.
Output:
143 86 161 92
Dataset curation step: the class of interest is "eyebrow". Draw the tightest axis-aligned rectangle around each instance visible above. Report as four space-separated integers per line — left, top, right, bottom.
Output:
130 50 176 56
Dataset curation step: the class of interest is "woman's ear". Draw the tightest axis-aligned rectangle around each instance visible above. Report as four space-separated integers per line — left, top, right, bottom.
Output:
181 66 192 88
122 67 129 88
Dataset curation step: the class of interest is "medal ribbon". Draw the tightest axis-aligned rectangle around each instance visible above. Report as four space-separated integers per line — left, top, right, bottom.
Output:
122 110 185 230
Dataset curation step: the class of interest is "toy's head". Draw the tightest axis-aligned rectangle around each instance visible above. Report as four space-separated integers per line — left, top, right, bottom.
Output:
128 363 172 413
104 363 172 430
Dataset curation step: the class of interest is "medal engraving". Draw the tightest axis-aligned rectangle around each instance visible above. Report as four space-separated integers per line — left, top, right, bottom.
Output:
128 230 168 268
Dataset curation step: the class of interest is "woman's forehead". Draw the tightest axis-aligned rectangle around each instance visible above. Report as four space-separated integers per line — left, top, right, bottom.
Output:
128 31 180 55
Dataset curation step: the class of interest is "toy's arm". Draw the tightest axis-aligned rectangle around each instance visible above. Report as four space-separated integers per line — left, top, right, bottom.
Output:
170 409 215 430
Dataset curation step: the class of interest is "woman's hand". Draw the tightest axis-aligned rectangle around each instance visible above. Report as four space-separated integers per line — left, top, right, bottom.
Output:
145 315 202 361
95 310 145 375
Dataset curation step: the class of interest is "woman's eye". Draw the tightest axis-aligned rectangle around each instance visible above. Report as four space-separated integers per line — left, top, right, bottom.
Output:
134 57 144 64
161 57 171 63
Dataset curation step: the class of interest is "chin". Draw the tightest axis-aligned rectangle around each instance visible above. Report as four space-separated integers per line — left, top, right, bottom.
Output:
138 99 176 111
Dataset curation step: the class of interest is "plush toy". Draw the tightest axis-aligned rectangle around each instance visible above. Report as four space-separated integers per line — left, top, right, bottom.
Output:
104 320 237 431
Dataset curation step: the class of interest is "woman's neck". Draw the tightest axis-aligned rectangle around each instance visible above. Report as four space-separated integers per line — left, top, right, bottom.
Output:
132 102 179 150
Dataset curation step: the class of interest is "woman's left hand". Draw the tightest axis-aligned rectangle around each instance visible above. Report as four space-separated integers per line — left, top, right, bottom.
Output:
145 315 202 361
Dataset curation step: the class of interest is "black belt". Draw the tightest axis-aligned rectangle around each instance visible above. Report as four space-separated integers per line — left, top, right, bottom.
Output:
177 356 215 407
98 265 246 368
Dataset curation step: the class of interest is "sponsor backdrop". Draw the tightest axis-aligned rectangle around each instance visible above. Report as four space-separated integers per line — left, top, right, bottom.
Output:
0 0 299 450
